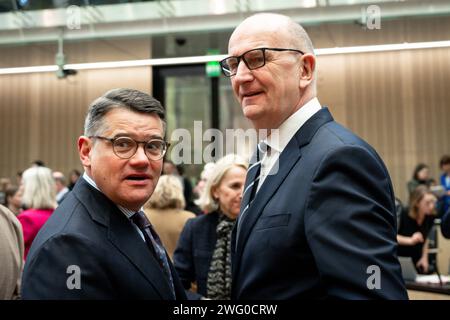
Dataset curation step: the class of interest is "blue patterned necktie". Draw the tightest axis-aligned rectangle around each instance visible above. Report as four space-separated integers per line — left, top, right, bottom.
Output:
131 210 175 298
236 141 268 248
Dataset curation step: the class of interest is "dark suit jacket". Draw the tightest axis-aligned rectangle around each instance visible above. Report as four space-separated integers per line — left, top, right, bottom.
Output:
173 211 219 299
231 108 407 300
21 178 186 300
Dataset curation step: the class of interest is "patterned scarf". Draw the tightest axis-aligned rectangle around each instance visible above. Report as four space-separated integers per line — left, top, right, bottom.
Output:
206 213 235 300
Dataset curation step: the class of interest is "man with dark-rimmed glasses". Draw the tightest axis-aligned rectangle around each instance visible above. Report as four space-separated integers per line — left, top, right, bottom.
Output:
226 13 407 300
22 88 187 300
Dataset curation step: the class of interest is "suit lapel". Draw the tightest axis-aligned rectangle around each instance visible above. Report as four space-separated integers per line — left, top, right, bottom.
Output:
233 138 302 273
73 179 174 299
233 108 334 280
107 209 175 299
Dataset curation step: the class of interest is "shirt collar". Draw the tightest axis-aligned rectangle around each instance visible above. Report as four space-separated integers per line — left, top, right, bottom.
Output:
82 172 141 219
266 97 322 153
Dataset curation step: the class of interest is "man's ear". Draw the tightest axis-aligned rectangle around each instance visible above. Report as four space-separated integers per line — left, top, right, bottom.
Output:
78 136 92 168
299 53 316 89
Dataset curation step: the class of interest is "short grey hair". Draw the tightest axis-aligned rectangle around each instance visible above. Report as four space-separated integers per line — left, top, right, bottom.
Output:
21 166 56 210
196 154 248 213
84 88 166 136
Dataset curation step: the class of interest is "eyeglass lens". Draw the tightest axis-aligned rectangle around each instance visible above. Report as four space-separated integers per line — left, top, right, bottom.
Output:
112 137 166 160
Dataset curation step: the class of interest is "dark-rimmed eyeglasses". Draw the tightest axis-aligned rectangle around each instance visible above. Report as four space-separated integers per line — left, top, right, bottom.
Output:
90 136 170 161
220 47 304 77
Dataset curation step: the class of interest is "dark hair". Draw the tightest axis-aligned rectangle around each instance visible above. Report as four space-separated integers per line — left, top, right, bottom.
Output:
32 160 45 167
5 185 19 206
440 155 450 168
84 88 166 136
412 163 428 180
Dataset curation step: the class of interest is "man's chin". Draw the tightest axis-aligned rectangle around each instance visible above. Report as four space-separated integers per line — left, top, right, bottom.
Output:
242 105 263 120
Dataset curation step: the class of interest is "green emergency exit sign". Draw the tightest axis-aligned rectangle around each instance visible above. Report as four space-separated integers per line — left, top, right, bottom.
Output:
206 49 221 77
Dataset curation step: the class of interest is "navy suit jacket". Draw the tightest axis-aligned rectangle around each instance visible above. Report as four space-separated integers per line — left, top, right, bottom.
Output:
21 178 186 300
173 211 219 299
231 108 407 299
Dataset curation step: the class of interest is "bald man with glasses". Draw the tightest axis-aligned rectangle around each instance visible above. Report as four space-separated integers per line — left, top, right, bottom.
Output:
223 13 407 299
21 88 186 300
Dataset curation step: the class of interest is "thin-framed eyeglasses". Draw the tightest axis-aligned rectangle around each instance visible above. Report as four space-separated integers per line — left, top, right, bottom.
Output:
90 135 170 161
220 47 304 77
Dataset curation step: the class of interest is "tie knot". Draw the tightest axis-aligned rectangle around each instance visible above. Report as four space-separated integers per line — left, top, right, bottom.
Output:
257 141 270 161
131 210 151 230
258 141 268 153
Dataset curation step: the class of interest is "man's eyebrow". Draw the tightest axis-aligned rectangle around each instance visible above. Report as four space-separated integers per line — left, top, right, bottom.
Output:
113 132 130 138
112 132 164 140
148 134 164 140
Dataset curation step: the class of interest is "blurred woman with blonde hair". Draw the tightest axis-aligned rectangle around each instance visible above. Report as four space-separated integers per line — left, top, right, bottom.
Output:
144 175 195 260
174 154 248 299
17 166 56 259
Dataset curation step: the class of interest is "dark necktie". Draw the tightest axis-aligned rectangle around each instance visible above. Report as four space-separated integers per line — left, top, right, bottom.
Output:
131 210 175 298
236 141 268 248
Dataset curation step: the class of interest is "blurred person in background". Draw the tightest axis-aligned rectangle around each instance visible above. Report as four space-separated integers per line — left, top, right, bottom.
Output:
67 169 81 191
144 175 195 259
5 185 22 216
52 171 70 205
17 166 56 259
397 185 437 274
162 159 179 176
193 162 216 201
0 177 12 205
439 155 450 216
441 207 450 239
174 154 247 300
0 204 24 300
177 164 203 216
163 159 202 216
407 163 434 195
16 171 23 187
31 160 45 167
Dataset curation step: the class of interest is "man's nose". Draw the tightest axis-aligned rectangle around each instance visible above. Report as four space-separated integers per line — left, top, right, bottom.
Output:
233 60 254 82
130 145 149 164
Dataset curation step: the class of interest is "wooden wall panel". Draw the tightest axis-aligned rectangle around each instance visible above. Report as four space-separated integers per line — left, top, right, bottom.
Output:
317 46 450 203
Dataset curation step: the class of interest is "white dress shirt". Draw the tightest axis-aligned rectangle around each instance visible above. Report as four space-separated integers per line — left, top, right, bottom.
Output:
257 97 322 192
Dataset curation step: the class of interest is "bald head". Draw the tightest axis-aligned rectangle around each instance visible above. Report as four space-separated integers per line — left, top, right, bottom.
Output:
229 13 314 55
227 13 317 131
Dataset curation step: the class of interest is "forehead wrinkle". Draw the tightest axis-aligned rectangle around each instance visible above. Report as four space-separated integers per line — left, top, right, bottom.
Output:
229 27 291 56
102 116 164 140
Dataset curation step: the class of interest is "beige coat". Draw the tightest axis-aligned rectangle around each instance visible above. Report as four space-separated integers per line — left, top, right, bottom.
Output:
144 208 195 260
0 204 24 299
